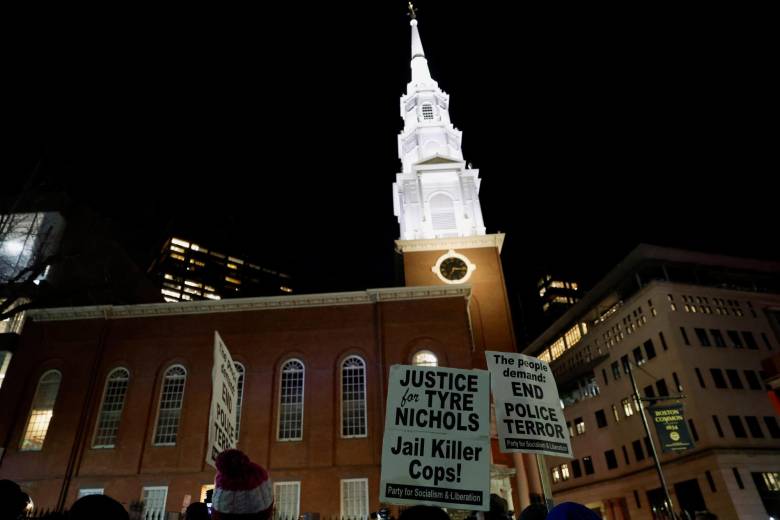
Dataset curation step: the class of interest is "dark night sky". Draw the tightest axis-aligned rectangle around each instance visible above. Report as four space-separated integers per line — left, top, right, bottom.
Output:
6 4 777 339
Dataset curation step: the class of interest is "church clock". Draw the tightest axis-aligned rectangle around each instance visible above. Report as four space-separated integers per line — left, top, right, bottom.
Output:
432 251 475 284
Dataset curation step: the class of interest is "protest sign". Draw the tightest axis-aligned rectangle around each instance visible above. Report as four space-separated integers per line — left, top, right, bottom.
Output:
649 404 694 452
486 351 573 458
206 331 240 468
380 365 491 511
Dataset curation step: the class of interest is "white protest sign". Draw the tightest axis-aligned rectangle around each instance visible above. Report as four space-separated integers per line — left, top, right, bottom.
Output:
380 365 491 511
206 331 240 468
486 351 573 458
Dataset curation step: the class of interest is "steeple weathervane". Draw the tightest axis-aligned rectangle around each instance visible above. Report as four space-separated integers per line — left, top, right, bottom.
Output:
407 2 417 20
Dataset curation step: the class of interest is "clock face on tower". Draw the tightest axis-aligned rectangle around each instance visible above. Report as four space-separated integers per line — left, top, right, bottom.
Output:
439 257 468 281
432 250 476 284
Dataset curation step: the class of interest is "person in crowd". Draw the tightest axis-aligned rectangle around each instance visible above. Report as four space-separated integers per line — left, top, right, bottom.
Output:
486 493 513 520
694 511 718 520
185 502 211 520
212 449 273 520
545 502 600 520
519 503 548 520
68 494 129 520
0 479 30 520
398 505 450 520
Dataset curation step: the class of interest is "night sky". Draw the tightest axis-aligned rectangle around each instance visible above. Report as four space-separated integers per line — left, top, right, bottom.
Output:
6 4 777 339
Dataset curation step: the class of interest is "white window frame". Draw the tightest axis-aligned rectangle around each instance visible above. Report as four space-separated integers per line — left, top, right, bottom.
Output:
141 486 168 517
340 478 369 519
235 362 245 442
273 481 301 520
77 488 104 498
92 367 130 448
20 369 62 451
341 356 368 439
411 350 438 367
152 365 187 446
277 359 305 442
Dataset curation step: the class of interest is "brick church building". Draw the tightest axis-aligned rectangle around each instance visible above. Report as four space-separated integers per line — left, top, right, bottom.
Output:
0 13 541 518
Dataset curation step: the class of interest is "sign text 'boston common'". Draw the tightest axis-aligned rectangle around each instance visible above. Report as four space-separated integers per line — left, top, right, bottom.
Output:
380 365 491 511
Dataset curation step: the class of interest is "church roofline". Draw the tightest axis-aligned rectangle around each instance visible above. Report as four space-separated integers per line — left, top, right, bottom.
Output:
26 285 472 322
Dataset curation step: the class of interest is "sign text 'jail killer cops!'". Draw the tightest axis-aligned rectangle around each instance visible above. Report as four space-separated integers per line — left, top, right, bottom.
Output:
380 365 491 511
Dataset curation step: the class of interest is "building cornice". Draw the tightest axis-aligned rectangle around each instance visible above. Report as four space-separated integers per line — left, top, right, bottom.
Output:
395 233 504 254
26 286 472 322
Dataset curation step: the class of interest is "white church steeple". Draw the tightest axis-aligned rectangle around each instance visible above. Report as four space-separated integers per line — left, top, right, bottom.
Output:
393 7 486 240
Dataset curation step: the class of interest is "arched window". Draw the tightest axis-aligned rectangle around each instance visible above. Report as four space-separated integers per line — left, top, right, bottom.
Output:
92 367 130 448
412 350 438 367
341 356 367 438
20 369 62 451
153 365 187 446
278 359 304 441
234 362 245 442
429 194 456 232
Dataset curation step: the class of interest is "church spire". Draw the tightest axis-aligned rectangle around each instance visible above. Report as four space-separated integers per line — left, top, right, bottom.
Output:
408 4 434 87
392 4 487 241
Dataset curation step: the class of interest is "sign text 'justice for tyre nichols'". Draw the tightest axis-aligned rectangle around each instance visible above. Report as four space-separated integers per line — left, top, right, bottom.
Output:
380 365 491 511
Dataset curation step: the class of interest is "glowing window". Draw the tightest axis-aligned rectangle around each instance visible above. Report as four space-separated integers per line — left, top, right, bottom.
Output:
341 479 369 519
170 253 185 261
228 257 244 265
169 245 185 253
204 293 221 301
225 276 241 285
412 350 438 367
92 368 130 448
142 487 168 518
21 370 62 451
278 360 304 441
763 472 780 492
171 238 190 247
561 464 570 480
227 263 238 270
622 397 635 417
280 286 293 293
552 467 561 483
274 482 301 520
153 365 187 446
184 280 202 288
235 362 245 442
0 351 11 389
342 356 367 438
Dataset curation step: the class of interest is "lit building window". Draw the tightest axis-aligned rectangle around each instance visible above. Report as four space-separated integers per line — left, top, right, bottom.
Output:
169 245 186 253
561 464 570 480
622 398 635 417
20 370 62 451
200 484 214 503
553 296 568 304
189 259 205 267
227 263 239 270
280 286 293 293
184 280 202 288
538 350 551 363
92 368 130 448
170 253 185 261
551 281 566 289
571 283 579 290
163 274 174 281
550 338 566 360
235 363 245 442
225 276 241 285
564 325 582 348
142 487 168 518
153 365 187 446
412 350 438 367
278 359 304 441
190 243 203 252
161 289 181 299
539 288 546 297
0 351 11 389
574 418 585 435
763 472 780 492
552 467 561 483
228 257 244 265
341 479 369 519
204 293 221 301
342 356 367 438
171 238 190 248
274 482 301 520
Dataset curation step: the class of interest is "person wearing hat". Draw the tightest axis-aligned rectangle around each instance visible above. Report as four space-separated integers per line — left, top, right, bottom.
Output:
212 449 274 520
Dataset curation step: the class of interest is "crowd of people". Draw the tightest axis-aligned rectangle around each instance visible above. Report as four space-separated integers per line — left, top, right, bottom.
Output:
0 449 717 520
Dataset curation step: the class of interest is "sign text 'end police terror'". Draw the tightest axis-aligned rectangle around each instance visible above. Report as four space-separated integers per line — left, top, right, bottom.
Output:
394 369 480 432
491 353 566 440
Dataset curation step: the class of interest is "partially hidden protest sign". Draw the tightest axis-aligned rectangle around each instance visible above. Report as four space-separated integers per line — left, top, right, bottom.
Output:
206 331 240 468
486 351 573 458
380 365 491 511
649 404 694 452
